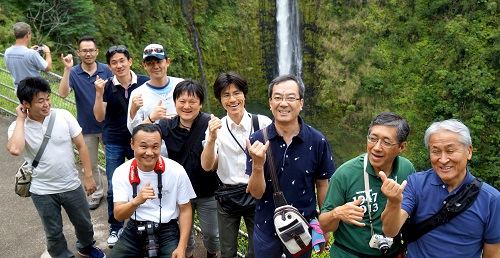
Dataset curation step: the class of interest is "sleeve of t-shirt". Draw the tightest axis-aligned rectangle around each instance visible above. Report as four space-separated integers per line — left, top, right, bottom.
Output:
175 162 196 205
314 136 336 180
32 51 48 71
112 164 132 203
484 192 500 244
7 121 16 139
401 174 417 216
321 172 345 214
62 109 83 138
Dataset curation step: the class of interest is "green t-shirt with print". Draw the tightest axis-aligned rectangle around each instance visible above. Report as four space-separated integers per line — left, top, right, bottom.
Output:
321 154 415 257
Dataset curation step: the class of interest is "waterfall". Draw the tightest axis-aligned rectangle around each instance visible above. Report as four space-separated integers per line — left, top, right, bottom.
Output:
276 0 302 78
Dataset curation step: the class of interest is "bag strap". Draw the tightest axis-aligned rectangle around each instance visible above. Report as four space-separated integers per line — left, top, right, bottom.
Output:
111 79 128 112
262 126 288 208
32 110 57 168
403 177 483 244
177 113 211 166
252 114 260 132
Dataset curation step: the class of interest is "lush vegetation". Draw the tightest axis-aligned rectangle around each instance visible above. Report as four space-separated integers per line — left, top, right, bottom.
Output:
1 0 498 191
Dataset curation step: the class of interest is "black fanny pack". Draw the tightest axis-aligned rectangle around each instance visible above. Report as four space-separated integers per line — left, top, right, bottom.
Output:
214 184 256 215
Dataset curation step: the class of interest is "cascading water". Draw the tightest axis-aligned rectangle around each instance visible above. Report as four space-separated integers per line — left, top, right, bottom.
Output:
276 0 302 78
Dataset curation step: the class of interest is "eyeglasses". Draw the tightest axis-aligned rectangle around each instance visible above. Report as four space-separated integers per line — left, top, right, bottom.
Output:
272 96 301 103
143 47 164 55
366 135 399 148
78 49 97 54
221 91 243 100
107 45 128 55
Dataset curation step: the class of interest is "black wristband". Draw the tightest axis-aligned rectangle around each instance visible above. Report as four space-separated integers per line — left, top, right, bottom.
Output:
148 114 154 123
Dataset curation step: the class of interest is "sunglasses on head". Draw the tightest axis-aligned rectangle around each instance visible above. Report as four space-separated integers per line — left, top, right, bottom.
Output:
144 47 164 55
107 45 128 54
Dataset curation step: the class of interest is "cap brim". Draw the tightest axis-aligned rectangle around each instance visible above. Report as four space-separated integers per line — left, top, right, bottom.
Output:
143 54 166 62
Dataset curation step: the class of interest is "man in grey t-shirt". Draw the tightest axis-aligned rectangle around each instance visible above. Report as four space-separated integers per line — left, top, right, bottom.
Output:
4 22 52 93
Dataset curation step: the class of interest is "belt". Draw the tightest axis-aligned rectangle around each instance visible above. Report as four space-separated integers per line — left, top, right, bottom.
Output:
334 241 402 258
129 219 177 227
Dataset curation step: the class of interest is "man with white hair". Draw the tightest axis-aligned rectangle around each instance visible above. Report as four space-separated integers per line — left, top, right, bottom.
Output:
380 119 500 258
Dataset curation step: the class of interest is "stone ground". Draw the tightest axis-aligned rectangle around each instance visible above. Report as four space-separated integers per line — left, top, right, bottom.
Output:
0 115 209 258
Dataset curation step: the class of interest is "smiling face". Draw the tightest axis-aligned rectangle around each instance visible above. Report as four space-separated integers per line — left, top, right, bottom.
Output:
220 84 245 119
142 58 170 81
108 52 132 79
24 91 51 123
175 91 202 124
367 125 406 175
269 79 303 126
429 130 472 190
77 40 98 66
131 130 162 172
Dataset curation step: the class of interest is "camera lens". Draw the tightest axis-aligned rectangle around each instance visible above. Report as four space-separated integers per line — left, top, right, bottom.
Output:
378 239 390 254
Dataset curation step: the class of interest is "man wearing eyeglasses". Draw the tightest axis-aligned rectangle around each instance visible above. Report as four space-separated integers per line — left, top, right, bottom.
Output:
127 43 184 157
318 112 415 258
93 45 150 248
246 74 335 257
59 35 113 223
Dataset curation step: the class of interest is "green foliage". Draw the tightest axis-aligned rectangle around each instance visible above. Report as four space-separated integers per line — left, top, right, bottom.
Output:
0 0 497 189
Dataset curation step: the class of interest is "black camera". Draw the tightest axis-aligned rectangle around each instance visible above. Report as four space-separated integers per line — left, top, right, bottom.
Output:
369 234 393 254
137 221 159 257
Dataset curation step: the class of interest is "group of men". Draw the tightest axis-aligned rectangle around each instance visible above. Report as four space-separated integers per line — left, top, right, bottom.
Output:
5 21 500 258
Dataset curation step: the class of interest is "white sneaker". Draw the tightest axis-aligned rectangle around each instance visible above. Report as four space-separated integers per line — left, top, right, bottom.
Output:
107 228 123 247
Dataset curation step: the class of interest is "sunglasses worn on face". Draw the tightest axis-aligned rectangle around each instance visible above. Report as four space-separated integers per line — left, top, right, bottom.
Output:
144 47 164 55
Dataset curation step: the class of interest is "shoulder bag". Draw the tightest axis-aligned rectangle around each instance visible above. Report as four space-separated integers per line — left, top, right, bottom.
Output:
262 126 312 257
15 110 57 197
214 114 259 215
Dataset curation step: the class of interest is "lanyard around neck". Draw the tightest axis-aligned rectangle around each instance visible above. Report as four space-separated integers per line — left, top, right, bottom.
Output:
226 114 253 153
363 154 375 236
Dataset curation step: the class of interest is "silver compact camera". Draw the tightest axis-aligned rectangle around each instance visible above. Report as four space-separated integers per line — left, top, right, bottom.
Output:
369 234 393 254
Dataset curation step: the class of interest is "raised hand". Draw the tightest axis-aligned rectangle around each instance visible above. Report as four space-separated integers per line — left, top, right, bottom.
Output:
333 196 366 227
94 75 108 95
379 171 407 204
245 138 269 168
136 181 157 204
207 114 222 141
130 93 143 119
61 54 74 69
150 100 167 121
15 104 28 120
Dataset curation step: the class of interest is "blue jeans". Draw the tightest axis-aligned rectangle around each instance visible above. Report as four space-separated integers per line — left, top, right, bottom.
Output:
218 202 254 258
31 185 95 258
108 219 180 258
187 196 220 253
253 227 312 258
105 144 134 231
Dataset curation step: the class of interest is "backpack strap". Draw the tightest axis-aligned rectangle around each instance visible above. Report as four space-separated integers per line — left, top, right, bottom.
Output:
177 113 211 166
252 114 260 132
111 78 128 112
403 178 483 244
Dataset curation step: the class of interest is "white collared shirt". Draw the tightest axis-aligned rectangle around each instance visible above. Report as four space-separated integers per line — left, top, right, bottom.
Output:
204 110 272 185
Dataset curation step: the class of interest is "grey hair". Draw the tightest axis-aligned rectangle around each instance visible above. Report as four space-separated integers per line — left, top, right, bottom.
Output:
267 74 305 99
368 112 410 144
424 119 472 150
13 22 31 39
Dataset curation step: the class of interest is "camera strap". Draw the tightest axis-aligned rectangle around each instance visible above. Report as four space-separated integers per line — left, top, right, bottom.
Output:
129 157 166 225
363 154 376 236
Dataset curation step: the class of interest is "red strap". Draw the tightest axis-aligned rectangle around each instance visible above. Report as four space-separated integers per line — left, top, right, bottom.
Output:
129 157 165 185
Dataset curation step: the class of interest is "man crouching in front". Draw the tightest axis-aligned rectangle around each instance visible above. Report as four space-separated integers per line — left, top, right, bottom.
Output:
108 123 196 258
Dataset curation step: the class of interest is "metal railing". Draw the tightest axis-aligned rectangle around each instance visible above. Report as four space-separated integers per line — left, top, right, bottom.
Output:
0 53 258 257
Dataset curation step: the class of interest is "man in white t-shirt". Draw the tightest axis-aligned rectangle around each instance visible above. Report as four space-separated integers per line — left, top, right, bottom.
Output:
4 22 52 93
7 76 104 258
109 123 196 258
127 43 184 157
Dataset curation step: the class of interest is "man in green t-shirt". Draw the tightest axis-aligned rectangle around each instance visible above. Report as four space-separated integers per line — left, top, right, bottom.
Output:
319 112 415 257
